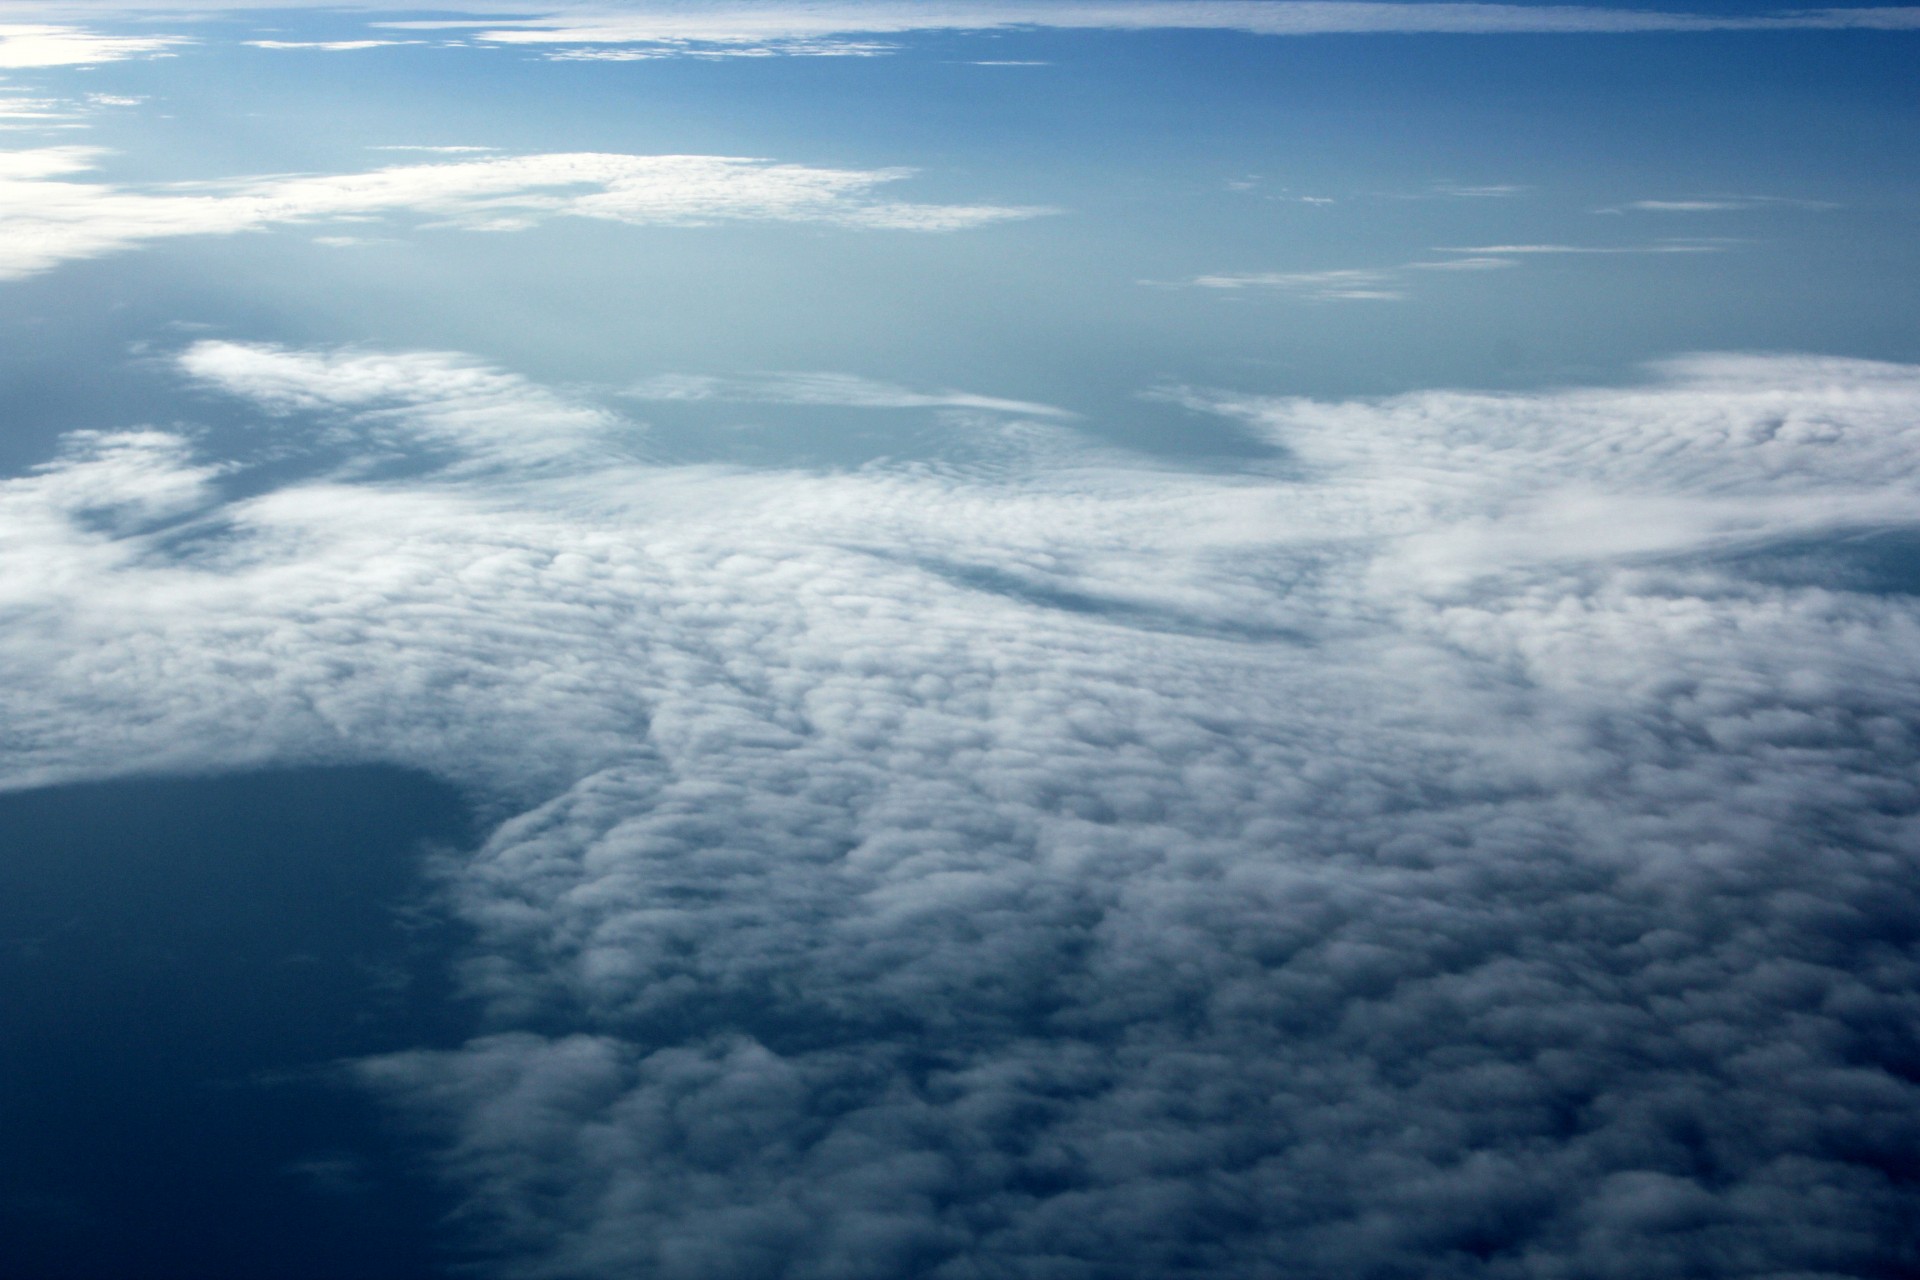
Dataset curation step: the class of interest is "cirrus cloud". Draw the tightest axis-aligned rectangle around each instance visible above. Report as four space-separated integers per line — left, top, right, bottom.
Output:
0 147 1054 280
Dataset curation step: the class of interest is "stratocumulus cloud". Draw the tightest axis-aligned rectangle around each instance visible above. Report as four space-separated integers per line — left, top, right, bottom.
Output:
2 345 1919 1276
0 149 1052 279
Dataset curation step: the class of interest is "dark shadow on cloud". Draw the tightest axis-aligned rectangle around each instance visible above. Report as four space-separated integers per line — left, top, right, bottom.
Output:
879 551 1315 644
1703 526 1920 596
0 766 479 1280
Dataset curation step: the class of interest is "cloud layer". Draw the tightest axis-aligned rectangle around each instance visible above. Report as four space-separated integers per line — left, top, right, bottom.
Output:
0 149 1051 280
4 347 1919 1277
385 0 1920 52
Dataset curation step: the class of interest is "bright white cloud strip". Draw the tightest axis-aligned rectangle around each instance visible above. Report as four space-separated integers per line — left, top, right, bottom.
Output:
1186 266 1410 299
6 346 1920 1277
625 371 1075 418
0 23 182 67
245 39 417 51
0 148 1052 280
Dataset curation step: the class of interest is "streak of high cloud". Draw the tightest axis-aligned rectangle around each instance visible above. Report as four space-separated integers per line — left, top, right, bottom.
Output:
0 148 1051 280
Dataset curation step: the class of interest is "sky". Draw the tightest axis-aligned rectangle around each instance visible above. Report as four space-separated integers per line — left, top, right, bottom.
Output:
2 3 1919 1278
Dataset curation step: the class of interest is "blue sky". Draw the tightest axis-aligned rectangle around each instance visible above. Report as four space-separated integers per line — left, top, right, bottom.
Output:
3 5 1920 1278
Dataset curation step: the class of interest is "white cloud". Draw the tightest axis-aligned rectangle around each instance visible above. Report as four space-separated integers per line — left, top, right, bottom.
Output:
1187 267 1406 299
0 23 182 67
1405 255 1515 270
1437 240 1732 253
1625 199 1747 211
1182 254 1522 300
369 1 1920 52
3 345 1920 1275
1595 195 1842 214
0 148 1053 279
1186 234 1729 300
544 37 896 60
177 340 633 470
1427 181 1528 197
624 371 1075 418
245 39 418 51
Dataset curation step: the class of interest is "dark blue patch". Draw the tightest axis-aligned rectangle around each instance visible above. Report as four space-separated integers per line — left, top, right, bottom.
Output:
0 766 477 1280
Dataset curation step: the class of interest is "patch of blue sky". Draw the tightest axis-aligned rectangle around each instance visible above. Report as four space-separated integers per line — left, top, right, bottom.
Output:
0 14 1912 479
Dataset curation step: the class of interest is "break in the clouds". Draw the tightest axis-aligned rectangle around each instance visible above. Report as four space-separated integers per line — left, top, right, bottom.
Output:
0 148 1050 280
4 343 1919 1276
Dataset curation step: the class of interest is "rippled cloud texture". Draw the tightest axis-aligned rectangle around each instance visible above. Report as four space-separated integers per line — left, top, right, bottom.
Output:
4 348 1919 1277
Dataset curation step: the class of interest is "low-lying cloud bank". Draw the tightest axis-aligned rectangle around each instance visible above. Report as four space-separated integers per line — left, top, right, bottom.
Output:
0 148 1050 280
4 347 1918 1277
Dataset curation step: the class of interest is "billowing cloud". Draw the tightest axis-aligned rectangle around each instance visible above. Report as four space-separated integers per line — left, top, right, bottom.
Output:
0 148 1053 280
4 347 1920 1277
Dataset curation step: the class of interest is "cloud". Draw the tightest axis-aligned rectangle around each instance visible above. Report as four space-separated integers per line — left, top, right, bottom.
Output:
177 340 633 470
1186 237 1727 301
543 38 897 61
1436 240 1733 254
1624 199 1748 212
1185 267 1407 300
1429 182 1527 197
623 372 1075 418
1182 254 1523 300
0 148 1053 279
1595 195 1843 214
0 23 182 67
370 1 1920 53
245 39 418 51
4 344 1920 1276
1406 255 1515 270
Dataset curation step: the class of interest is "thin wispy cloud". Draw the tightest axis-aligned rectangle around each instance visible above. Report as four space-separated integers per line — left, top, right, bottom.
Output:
1437 239 1736 253
367 144 497 154
626 371 1075 418
545 38 896 60
1187 267 1408 300
1427 181 1528 198
1595 194 1843 213
0 147 1054 279
245 39 417 51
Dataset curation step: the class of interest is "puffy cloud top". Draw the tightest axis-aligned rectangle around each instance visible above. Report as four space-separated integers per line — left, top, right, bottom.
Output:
4 347 1919 1277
